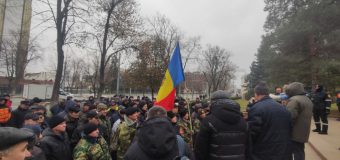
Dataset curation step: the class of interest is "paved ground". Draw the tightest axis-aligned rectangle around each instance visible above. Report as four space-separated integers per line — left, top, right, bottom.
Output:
308 117 340 160
306 142 323 160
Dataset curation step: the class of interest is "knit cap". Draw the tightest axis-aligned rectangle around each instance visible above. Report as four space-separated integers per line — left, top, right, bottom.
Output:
48 115 65 129
83 123 98 135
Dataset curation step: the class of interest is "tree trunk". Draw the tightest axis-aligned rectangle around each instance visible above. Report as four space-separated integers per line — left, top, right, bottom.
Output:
98 6 114 99
14 0 32 95
51 0 65 104
309 35 318 90
8 78 15 95
151 88 154 99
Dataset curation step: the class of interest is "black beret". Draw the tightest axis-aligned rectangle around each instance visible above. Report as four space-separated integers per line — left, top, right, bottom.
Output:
0 127 34 150
48 115 65 129
83 123 98 135
124 107 139 116
68 105 80 113
86 110 98 119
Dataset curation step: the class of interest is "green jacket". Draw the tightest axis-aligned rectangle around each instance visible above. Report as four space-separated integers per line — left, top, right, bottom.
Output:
99 116 111 145
178 119 193 145
73 136 111 160
111 117 137 160
286 82 314 143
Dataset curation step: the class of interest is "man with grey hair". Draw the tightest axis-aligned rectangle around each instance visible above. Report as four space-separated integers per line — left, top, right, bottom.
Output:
125 106 193 160
285 82 313 160
146 105 167 119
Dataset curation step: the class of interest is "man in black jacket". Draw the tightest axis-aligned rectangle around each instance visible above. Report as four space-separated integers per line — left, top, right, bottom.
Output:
311 85 328 134
195 90 247 160
40 115 72 160
247 82 291 160
8 100 30 128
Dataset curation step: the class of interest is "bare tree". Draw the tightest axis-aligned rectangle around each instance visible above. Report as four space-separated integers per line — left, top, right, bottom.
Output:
124 14 183 98
0 30 41 94
83 53 100 97
63 55 84 93
0 39 16 93
181 36 201 70
81 0 141 98
146 13 180 64
184 71 206 99
126 40 167 98
36 0 90 103
202 45 236 97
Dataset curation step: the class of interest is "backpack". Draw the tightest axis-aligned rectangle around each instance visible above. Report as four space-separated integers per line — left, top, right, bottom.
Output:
0 106 11 124
175 135 190 160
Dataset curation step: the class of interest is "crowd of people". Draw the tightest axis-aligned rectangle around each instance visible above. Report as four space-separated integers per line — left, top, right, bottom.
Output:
0 81 339 160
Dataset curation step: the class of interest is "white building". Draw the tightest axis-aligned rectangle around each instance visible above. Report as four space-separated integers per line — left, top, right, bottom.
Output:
25 72 55 81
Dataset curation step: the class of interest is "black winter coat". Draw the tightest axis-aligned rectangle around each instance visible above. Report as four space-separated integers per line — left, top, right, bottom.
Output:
8 107 29 128
195 99 247 160
247 96 291 160
125 117 193 160
39 128 72 160
312 90 327 110
65 115 78 141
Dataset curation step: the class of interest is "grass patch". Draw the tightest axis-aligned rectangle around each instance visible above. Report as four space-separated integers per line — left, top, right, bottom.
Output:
331 103 338 111
235 99 248 111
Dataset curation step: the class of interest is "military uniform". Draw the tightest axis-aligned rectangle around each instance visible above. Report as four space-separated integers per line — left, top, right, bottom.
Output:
192 118 201 147
111 121 137 160
178 119 193 146
99 115 111 145
73 136 111 160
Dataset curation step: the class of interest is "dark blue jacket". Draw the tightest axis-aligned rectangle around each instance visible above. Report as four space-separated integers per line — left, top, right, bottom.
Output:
247 96 291 160
312 90 327 110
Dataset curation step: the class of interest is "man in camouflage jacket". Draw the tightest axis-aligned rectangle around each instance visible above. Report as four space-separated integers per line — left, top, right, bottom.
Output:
73 123 111 160
111 107 139 160
178 109 193 147
97 103 112 145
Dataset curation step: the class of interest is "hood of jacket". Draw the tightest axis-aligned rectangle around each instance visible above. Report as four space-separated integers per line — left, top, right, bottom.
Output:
286 82 305 97
210 99 242 124
137 117 177 158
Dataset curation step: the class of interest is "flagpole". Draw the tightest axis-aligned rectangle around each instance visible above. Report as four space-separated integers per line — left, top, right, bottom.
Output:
186 100 194 148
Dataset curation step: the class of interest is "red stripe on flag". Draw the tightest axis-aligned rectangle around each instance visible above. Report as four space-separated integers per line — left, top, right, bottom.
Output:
155 89 176 111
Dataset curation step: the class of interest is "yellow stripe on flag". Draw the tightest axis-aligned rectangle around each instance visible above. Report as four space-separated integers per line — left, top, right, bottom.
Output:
156 70 174 102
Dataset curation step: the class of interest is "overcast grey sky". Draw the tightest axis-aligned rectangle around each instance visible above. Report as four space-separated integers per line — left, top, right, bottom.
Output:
138 0 267 84
26 0 267 87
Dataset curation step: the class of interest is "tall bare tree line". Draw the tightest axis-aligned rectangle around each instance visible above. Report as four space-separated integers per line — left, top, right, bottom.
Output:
1 0 238 101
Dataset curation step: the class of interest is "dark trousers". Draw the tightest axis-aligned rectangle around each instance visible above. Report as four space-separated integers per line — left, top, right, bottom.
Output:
290 141 305 160
313 108 328 124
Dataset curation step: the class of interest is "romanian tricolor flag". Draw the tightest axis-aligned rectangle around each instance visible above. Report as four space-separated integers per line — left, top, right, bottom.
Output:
155 42 185 111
